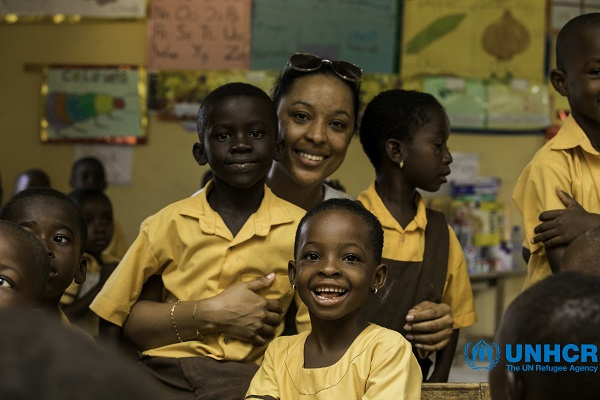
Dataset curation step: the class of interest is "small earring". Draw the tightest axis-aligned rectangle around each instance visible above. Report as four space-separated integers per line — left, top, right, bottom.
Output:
372 288 378 294
292 283 296 290
399 160 404 169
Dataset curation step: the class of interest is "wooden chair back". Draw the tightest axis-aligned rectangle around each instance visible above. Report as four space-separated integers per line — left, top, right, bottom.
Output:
421 383 490 400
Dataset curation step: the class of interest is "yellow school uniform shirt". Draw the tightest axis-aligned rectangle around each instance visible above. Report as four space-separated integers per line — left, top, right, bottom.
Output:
358 183 477 330
245 324 422 400
90 183 306 363
513 114 600 288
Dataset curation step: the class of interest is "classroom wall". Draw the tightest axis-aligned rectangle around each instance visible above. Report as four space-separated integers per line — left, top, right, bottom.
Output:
0 20 540 336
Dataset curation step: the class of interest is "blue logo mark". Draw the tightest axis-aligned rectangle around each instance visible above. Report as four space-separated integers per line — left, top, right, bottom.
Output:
464 340 501 371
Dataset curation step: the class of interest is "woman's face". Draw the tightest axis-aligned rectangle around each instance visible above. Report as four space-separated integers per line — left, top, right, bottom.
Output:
276 74 356 186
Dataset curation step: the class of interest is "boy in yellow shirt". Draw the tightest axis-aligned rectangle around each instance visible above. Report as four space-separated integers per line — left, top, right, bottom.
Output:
513 13 600 287
91 83 306 399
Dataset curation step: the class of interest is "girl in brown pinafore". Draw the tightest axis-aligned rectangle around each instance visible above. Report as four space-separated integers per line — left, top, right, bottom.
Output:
357 89 478 382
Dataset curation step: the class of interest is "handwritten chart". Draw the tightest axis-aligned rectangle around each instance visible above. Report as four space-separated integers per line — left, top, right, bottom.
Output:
147 0 251 70
250 0 399 73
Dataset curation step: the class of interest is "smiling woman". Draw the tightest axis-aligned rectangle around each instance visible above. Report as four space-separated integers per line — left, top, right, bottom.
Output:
266 53 362 211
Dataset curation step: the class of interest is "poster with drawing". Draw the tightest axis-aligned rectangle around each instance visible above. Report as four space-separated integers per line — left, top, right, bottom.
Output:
147 0 251 70
41 65 147 144
0 0 146 20
401 0 546 81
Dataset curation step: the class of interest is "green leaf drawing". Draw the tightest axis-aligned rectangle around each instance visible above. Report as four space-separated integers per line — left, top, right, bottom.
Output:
405 13 466 54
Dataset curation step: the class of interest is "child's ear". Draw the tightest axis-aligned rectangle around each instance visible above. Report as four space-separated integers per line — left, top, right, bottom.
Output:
273 137 285 162
74 255 87 285
385 139 403 165
372 263 387 292
550 68 569 97
288 260 297 288
192 142 208 166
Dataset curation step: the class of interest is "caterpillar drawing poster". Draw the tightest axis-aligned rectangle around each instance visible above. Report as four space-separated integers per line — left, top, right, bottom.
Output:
41 65 147 143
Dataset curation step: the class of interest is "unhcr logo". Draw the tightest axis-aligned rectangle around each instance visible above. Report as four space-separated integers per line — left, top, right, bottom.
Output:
463 340 501 371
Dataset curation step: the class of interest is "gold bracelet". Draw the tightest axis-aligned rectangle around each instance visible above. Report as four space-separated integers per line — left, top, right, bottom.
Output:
170 300 183 343
191 301 205 342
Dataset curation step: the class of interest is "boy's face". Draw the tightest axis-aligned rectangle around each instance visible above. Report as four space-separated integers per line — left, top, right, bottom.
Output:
0 231 40 308
71 163 106 192
193 95 281 189
80 197 114 256
552 27 600 127
400 107 452 193
289 209 385 322
9 197 85 299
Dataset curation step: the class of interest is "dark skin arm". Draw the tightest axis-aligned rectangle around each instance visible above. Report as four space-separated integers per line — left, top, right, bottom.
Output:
122 273 284 351
532 189 600 248
63 261 118 320
531 189 597 273
403 301 454 352
427 329 459 382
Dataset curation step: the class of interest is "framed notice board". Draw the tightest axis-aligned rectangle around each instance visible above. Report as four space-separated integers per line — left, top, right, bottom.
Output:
40 65 147 144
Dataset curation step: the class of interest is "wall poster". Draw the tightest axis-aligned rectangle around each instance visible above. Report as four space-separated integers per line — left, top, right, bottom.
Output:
0 0 146 21
41 65 147 144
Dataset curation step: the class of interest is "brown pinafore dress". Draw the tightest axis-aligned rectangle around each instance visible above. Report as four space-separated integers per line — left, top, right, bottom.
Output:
361 208 449 379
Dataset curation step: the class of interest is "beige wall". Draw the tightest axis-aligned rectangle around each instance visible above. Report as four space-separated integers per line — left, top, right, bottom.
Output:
1 21 542 335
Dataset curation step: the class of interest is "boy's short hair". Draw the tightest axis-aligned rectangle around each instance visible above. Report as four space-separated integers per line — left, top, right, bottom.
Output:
0 220 50 301
0 187 87 255
493 272 600 399
68 188 112 210
0 309 161 400
71 156 105 178
556 13 600 70
13 168 51 194
196 82 278 142
295 198 384 263
561 226 600 275
359 89 444 174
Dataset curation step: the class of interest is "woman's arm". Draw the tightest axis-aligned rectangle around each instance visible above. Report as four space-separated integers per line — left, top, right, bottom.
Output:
122 273 284 351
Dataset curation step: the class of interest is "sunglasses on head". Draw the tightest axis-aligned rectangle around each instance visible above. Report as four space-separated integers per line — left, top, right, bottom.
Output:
285 53 363 83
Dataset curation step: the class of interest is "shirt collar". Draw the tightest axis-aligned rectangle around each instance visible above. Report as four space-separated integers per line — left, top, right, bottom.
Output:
551 114 600 155
359 182 428 232
179 182 297 237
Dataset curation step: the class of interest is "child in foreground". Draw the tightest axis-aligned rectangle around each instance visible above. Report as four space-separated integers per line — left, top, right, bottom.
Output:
246 198 422 399
0 188 87 321
489 271 600 399
357 89 477 381
0 220 51 309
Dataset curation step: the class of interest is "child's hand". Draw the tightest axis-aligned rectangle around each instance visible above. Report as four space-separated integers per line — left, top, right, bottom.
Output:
403 301 453 352
533 189 600 248
210 273 283 346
